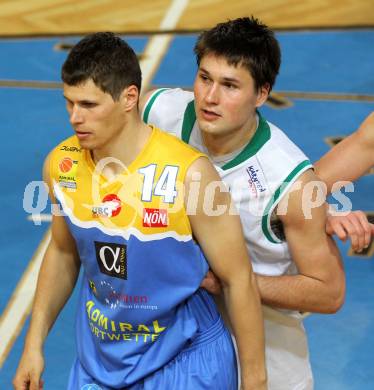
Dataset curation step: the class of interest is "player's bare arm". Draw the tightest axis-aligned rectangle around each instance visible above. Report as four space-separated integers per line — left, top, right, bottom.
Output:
185 156 267 390
255 169 345 313
13 155 81 390
315 112 374 193
314 113 374 253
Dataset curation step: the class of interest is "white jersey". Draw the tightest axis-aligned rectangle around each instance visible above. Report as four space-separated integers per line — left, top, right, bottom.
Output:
143 88 314 390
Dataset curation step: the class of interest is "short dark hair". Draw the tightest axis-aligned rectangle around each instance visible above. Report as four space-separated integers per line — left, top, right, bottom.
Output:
62 32 141 100
194 17 281 91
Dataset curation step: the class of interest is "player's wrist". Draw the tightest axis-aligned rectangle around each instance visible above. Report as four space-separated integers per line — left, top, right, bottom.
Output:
24 330 46 352
241 365 267 390
241 377 267 390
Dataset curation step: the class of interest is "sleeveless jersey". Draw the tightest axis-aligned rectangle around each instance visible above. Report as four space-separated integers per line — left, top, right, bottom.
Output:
142 88 315 390
143 88 313 276
49 126 221 388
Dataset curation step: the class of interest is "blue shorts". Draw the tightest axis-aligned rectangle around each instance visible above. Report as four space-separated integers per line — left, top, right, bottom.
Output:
68 318 238 390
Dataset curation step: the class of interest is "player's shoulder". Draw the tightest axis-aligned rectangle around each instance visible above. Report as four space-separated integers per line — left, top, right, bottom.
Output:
262 115 310 165
265 118 294 147
153 125 203 157
151 126 208 182
144 87 193 105
44 135 82 184
48 135 82 169
50 135 82 157
142 88 194 121
142 88 195 138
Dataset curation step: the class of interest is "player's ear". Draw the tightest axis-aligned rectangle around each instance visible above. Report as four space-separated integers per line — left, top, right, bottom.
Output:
255 83 270 108
121 85 139 112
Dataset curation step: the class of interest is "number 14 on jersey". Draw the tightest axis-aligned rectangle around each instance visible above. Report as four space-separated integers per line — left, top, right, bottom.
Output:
138 165 179 204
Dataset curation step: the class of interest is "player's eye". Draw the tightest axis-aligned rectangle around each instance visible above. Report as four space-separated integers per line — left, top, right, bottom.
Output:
223 83 237 89
199 74 210 82
81 102 97 108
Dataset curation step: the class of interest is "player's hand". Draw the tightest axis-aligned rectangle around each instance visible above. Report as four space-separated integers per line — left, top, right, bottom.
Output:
13 348 44 390
326 210 374 252
200 270 222 295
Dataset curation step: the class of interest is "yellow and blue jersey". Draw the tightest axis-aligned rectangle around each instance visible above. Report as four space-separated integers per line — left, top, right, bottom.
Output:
50 126 221 388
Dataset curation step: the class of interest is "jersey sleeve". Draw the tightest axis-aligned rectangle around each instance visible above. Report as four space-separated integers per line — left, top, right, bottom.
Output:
142 88 194 138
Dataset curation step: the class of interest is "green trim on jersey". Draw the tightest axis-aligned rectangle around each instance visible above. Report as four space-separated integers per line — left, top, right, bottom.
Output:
262 160 313 244
222 113 271 170
180 103 271 170
181 100 196 143
143 88 169 123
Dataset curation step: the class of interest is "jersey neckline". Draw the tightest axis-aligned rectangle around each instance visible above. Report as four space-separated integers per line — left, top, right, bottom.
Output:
181 100 271 170
83 125 157 184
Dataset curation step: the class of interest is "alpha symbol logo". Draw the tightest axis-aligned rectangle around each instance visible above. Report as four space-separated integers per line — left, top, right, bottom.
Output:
94 241 127 279
143 208 168 227
99 246 121 273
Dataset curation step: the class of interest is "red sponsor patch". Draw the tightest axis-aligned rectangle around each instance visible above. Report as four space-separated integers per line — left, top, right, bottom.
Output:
143 208 168 227
92 194 122 218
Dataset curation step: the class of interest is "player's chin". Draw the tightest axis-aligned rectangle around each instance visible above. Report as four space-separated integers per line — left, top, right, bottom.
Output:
76 138 95 150
197 119 221 134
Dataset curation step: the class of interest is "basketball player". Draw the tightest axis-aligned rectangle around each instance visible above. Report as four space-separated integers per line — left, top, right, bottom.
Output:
140 17 345 390
13 33 266 390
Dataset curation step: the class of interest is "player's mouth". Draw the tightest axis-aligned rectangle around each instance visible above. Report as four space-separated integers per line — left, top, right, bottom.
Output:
200 109 221 121
75 130 91 140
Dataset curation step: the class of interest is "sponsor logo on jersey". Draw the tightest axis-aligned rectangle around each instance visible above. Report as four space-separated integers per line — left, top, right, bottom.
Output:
89 279 120 309
94 241 127 280
89 279 154 310
246 165 267 197
86 300 166 343
110 292 148 304
58 156 78 189
92 194 122 218
60 145 81 152
81 385 103 390
143 208 168 227
89 280 98 297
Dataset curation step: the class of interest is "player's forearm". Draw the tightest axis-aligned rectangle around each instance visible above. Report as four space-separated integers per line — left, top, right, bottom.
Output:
223 273 267 389
255 273 344 313
314 130 374 193
25 245 80 350
314 155 358 194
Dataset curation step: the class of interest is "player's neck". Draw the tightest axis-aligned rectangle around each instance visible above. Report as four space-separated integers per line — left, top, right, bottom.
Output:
202 115 258 157
92 116 152 177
